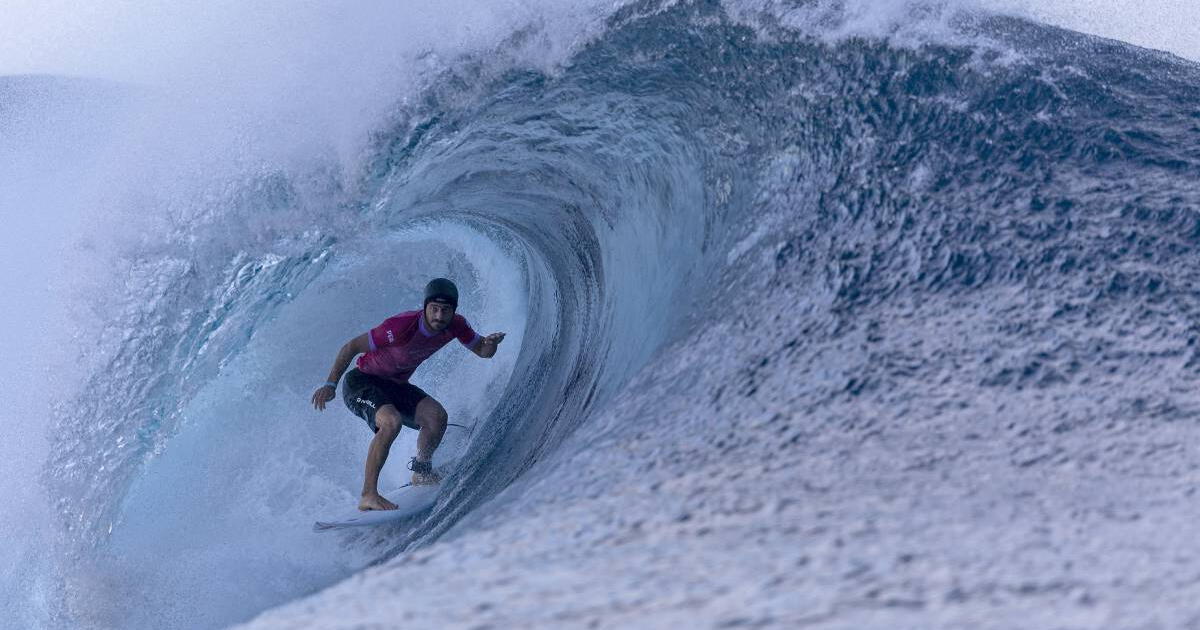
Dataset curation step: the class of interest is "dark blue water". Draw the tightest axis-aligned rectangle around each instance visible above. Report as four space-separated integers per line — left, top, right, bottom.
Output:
9 1 1200 627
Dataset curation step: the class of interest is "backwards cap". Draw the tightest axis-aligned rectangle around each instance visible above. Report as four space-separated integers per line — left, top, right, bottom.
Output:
424 277 459 308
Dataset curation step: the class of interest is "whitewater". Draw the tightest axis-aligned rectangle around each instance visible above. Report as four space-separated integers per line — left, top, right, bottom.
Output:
2 1 1199 628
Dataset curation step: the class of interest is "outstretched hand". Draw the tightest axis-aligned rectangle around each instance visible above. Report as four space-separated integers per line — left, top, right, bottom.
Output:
474 332 506 358
312 385 336 410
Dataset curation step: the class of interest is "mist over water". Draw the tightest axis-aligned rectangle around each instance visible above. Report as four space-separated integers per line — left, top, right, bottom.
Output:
3 1 1199 628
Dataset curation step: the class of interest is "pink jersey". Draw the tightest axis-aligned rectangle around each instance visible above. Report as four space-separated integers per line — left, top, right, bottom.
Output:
355 310 481 383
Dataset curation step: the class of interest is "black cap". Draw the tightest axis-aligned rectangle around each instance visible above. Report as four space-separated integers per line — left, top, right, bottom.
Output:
424 278 459 308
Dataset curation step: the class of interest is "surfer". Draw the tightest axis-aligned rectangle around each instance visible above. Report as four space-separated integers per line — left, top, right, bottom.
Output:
310 278 505 511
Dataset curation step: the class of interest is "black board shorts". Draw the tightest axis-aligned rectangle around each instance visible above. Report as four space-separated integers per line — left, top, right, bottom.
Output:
341 368 429 433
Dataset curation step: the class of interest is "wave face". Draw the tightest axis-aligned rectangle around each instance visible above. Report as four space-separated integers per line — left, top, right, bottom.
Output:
15 0 1200 628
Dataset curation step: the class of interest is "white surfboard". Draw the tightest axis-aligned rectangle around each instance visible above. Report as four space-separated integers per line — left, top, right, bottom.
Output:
313 424 469 532
313 482 442 531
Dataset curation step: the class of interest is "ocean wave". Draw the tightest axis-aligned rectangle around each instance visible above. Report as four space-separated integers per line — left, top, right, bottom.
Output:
13 0 1200 627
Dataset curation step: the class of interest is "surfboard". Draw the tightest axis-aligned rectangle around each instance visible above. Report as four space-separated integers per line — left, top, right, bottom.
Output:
313 482 442 531
313 423 470 532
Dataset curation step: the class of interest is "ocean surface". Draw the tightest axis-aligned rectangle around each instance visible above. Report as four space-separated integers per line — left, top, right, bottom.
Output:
3 1 1199 628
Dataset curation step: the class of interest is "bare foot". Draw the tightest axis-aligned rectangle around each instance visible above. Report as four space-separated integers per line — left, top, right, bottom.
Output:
358 493 398 511
411 470 442 486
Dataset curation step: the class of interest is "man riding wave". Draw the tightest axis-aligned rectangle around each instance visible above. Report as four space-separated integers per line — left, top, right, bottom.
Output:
311 278 506 511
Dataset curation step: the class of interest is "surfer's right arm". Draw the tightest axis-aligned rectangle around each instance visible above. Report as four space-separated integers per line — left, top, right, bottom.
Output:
311 333 371 410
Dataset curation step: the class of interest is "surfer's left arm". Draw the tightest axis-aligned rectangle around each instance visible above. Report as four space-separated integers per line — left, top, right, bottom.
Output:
471 332 506 359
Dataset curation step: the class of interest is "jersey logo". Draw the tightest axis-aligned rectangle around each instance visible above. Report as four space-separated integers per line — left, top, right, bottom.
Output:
386 330 395 343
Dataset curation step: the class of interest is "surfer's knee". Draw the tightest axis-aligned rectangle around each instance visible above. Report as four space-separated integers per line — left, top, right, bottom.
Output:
375 406 401 438
417 397 448 430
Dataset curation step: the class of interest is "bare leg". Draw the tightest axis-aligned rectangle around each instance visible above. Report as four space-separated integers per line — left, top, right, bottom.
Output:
412 397 448 484
359 406 401 511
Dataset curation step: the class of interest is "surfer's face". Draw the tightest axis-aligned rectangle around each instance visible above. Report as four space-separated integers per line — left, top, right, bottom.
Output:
424 302 454 331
